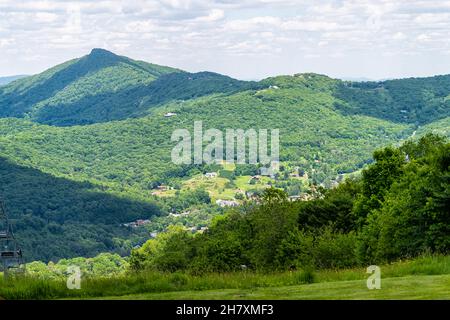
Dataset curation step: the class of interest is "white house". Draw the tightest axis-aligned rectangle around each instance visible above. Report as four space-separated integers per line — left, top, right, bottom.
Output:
204 172 218 178
216 199 239 207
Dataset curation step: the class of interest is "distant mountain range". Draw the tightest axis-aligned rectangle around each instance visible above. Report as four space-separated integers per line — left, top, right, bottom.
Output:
0 75 28 86
1 48 450 126
0 48 448 261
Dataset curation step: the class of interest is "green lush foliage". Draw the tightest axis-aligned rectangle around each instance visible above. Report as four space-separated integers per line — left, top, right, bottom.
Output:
0 156 161 262
357 135 450 262
25 252 129 279
0 77 416 261
130 135 449 272
0 49 257 126
0 49 449 263
334 75 450 124
0 49 179 125
0 156 215 262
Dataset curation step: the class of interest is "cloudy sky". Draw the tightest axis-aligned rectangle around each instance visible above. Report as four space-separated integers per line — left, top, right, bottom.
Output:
1 0 450 80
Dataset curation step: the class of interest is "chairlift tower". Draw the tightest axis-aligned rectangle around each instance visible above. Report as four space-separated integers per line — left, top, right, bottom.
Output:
0 199 24 277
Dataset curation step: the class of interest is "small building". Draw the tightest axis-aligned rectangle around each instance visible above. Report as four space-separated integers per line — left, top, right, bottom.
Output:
123 219 151 228
204 172 218 178
170 211 190 218
216 199 239 207
123 222 136 228
164 112 177 117
198 226 209 233
136 219 151 226
288 195 302 201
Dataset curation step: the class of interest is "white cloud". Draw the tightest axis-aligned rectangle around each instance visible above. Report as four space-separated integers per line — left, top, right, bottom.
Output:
194 8 224 22
35 12 58 23
392 32 406 40
0 38 15 47
0 0 450 79
417 33 430 41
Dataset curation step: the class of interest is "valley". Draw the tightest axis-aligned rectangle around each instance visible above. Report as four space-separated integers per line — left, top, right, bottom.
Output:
0 49 449 264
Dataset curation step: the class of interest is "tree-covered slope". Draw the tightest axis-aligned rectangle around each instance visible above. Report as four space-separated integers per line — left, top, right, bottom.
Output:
416 117 450 137
0 50 449 263
129 135 449 273
1 49 449 127
0 81 413 198
33 71 258 126
0 157 160 262
0 49 258 126
334 75 450 125
0 87 415 262
247 72 450 126
0 49 180 125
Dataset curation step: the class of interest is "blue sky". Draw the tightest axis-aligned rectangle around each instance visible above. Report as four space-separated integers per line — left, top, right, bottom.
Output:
1 0 450 80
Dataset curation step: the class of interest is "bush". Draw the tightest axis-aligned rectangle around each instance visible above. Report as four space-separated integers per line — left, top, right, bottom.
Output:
313 227 358 269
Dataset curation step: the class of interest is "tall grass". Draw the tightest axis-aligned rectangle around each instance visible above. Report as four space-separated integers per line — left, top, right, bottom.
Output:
0 254 448 300
316 254 450 282
0 269 316 300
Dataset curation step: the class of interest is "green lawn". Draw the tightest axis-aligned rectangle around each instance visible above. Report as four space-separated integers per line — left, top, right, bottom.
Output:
102 274 450 300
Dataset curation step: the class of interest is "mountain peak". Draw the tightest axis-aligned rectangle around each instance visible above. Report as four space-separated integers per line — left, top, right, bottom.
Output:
81 48 123 68
88 48 118 58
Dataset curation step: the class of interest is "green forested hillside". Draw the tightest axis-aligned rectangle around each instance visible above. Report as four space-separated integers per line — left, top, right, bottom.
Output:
0 157 160 261
1 50 450 127
0 85 413 261
26 71 257 126
334 75 450 124
130 135 449 273
0 49 449 262
0 85 412 196
0 49 179 125
417 117 450 136
0 49 258 126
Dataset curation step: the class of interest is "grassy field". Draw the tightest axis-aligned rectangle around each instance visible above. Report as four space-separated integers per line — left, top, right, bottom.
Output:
156 174 275 201
103 274 450 300
1 255 449 300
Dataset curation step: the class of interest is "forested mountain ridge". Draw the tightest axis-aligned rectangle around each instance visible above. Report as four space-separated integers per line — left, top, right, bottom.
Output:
0 49 449 262
259 72 450 125
1 49 450 127
0 48 180 125
0 49 257 126
0 157 159 261
334 75 450 125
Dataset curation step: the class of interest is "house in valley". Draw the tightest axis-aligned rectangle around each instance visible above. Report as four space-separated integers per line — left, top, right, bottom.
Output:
216 199 239 207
